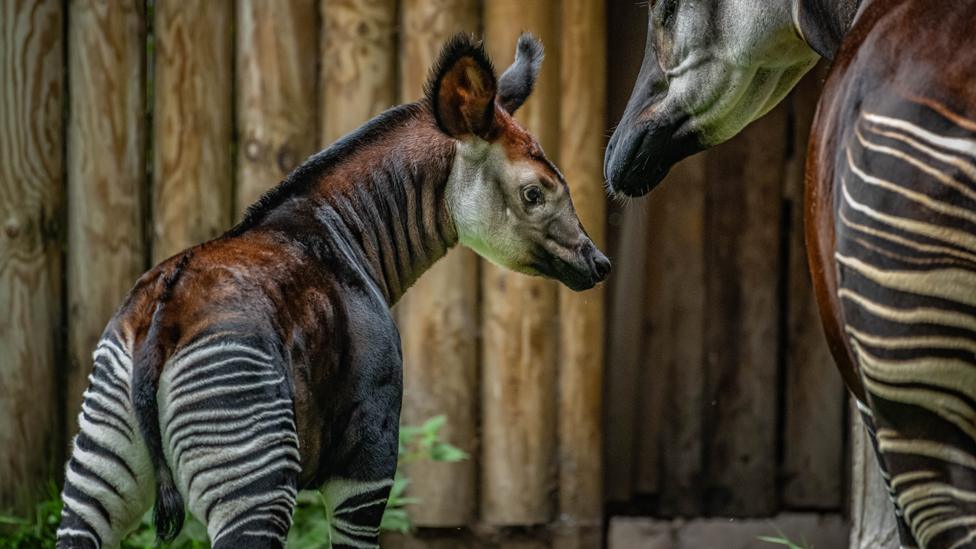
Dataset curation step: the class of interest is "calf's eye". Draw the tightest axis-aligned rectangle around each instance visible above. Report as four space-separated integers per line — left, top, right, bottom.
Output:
521 185 543 207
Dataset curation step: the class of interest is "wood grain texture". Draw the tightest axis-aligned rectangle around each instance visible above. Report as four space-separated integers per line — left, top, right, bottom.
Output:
602 0 655 505
152 0 232 263
482 0 560 526
639 154 707 515
396 0 480 528
236 0 319 217
603 201 650 503
66 0 146 442
0 0 64 511
703 102 788 517
781 66 844 509
556 0 606 535
320 0 396 145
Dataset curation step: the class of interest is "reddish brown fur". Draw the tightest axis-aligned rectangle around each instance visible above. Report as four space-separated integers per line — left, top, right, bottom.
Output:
805 0 976 404
111 87 568 484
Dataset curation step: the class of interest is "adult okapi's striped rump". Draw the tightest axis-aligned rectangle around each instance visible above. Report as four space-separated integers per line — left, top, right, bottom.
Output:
837 94 976 549
56 32 607 549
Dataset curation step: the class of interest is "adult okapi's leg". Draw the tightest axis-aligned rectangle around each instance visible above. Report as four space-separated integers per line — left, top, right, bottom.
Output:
830 100 976 548
157 330 300 548
856 401 921 548
56 331 155 549
805 89 925 549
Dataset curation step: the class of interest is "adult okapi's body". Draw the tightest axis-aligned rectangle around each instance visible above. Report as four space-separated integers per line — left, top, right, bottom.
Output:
56 34 609 549
606 1 976 548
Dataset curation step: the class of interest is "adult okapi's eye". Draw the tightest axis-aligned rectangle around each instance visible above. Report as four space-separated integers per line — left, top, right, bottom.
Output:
521 185 544 207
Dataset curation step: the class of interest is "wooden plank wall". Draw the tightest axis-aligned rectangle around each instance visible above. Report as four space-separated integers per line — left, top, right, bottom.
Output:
237 0 319 215
482 0 561 527
603 0 847 519
556 0 607 546
0 0 65 511
397 0 480 529
152 0 233 263
66 0 147 444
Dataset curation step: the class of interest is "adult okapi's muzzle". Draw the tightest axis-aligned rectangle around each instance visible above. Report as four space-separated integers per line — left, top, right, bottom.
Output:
604 112 703 198
603 27 702 198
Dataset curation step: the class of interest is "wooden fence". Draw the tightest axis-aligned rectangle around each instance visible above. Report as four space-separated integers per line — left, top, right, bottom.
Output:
0 0 849 547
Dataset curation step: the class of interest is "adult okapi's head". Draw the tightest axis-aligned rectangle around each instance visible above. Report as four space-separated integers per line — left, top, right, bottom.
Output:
430 33 610 291
604 1 855 196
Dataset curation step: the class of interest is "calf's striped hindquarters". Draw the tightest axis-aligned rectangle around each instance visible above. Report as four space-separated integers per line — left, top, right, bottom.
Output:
55 33 608 549
57 333 154 548
157 333 300 546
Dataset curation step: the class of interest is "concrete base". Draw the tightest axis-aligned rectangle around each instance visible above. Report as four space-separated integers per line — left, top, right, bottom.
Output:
609 513 848 549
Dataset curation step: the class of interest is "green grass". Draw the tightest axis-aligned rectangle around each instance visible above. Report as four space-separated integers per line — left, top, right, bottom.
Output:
758 526 813 549
0 416 465 548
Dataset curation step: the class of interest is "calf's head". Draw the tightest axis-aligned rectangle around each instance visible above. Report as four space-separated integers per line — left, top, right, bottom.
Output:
429 34 610 291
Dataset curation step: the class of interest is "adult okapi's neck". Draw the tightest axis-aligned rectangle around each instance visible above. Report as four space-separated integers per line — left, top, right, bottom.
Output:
793 0 863 59
233 103 460 305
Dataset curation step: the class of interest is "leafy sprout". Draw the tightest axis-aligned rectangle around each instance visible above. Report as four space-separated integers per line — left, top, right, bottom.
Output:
758 525 813 549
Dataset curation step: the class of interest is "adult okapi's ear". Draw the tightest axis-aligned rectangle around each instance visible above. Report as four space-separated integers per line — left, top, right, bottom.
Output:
497 33 543 114
426 33 498 140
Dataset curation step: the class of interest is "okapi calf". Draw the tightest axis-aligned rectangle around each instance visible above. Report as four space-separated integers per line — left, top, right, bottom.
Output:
55 33 609 549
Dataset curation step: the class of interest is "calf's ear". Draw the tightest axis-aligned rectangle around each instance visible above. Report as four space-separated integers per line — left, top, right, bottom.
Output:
498 33 543 114
426 33 498 140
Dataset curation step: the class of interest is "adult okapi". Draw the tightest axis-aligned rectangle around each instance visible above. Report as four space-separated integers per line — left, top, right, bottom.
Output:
605 1 976 548
55 33 609 549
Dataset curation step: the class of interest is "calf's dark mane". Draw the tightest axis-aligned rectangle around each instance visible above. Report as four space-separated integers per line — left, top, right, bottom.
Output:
225 100 460 305
229 102 427 237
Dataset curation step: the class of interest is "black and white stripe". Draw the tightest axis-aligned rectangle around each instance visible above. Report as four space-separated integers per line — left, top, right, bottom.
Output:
157 332 300 547
57 333 154 548
323 478 393 549
838 96 976 549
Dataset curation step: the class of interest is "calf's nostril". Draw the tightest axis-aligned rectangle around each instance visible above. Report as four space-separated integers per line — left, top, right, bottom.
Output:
593 253 611 280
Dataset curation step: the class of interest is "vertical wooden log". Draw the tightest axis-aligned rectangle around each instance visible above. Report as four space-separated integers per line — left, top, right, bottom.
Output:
397 0 480 528
603 201 649 504
66 0 146 441
850 400 900 549
781 67 844 509
153 0 233 263
602 0 652 504
640 155 707 516
555 0 605 545
236 0 319 217
482 0 560 526
0 0 64 511
320 0 396 145
703 103 788 517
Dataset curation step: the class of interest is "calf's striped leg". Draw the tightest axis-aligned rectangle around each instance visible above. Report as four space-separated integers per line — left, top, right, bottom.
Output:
324 478 393 549
158 334 301 548
57 333 155 548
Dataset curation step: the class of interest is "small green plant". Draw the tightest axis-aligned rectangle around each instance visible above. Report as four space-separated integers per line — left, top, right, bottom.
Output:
0 482 62 549
758 526 813 549
0 416 466 548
